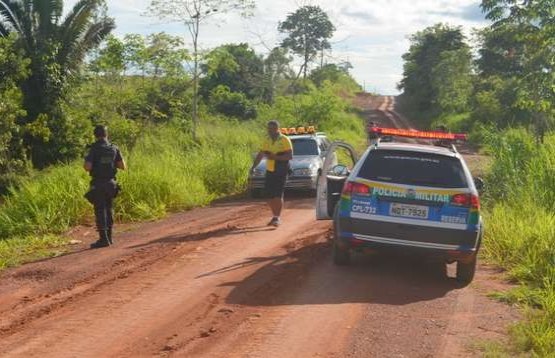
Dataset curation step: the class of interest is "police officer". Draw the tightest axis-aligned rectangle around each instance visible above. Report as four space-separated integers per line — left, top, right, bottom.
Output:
84 125 126 248
434 124 451 147
367 121 380 146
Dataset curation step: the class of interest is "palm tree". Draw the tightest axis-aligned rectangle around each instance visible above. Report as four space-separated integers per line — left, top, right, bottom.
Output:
0 0 115 121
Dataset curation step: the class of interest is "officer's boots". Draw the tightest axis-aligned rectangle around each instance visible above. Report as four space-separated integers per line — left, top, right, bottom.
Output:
90 230 111 249
107 227 113 245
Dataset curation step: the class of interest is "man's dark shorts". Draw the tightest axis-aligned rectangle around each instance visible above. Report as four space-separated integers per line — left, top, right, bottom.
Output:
264 171 287 199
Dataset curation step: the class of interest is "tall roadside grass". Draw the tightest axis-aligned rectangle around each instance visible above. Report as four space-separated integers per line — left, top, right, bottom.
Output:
483 129 555 355
116 121 257 221
0 120 259 269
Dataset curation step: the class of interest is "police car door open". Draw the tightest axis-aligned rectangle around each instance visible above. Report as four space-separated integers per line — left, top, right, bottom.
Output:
316 142 358 220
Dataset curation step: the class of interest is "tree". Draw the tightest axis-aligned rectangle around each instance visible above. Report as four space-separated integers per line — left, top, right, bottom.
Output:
278 6 335 79
481 0 554 114
399 24 469 113
431 49 474 113
90 35 126 78
476 25 528 78
147 0 255 139
123 34 148 78
201 43 264 100
261 47 293 102
144 33 190 79
310 63 356 87
0 0 115 167
0 34 29 190
209 85 257 120
0 0 115 121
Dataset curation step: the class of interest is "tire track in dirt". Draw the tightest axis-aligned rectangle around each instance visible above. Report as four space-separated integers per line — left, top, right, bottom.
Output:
0 204 261 338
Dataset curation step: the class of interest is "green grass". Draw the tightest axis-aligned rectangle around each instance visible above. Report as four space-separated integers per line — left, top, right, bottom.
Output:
482 129 555 356
0 235 70 270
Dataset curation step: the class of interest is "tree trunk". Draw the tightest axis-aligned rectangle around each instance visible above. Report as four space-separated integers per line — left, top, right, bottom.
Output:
304 53 308 79
303 34 308 79
191 17 200 141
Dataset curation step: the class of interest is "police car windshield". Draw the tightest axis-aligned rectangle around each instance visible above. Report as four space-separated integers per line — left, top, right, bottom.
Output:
292 138 319 156
358 150 467 188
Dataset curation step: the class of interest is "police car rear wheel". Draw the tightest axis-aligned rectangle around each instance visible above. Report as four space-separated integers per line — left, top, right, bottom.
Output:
456 256 477 284
333 241 351 265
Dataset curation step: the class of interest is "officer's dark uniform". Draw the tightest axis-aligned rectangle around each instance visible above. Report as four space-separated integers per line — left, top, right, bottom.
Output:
368 123 380 145
85 138 123 248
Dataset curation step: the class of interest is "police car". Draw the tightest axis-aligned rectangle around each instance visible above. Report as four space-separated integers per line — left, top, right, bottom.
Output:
249 127 332 197
316 128 483 283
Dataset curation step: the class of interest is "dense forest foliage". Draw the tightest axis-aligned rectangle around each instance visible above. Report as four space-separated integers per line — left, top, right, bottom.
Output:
399 1 553 144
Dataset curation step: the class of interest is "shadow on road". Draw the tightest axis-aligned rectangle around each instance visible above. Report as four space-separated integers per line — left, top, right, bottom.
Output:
128 225 275 249
217 242 462 307
212 191 315 208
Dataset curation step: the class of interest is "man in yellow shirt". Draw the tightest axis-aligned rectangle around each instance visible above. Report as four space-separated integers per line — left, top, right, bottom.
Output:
251 120 293 227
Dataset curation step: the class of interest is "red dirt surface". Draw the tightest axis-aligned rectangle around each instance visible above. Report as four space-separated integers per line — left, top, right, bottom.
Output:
0 96 519 357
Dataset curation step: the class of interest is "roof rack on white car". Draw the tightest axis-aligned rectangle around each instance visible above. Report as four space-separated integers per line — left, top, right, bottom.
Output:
281 126 317 136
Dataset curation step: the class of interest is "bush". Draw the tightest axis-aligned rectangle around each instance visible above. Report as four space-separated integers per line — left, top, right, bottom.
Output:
209 85 257 120
483 129 555 355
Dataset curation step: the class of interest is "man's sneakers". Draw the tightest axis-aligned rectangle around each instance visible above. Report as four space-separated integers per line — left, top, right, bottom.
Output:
267 217 281 227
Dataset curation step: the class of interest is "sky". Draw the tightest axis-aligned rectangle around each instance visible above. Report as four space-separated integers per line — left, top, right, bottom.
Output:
67 0 492 95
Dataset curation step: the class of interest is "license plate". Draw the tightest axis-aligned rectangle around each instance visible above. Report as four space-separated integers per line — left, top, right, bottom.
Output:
390 203 429 219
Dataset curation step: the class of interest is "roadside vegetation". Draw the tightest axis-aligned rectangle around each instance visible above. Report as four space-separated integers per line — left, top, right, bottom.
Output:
483 130 555 355
399 1 554 355
0 1 364 269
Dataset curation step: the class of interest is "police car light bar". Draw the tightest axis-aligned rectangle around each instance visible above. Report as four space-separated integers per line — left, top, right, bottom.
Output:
370 127 467 141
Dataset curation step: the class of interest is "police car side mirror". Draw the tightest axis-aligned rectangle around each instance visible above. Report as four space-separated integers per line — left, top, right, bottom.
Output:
330 164 349 177
474 177 484 192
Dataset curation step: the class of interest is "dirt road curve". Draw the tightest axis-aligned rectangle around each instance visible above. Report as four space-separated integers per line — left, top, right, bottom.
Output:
0 96 518 357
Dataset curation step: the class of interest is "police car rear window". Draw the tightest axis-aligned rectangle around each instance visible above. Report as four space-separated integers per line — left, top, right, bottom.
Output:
358 150 468 188
292 139 319 156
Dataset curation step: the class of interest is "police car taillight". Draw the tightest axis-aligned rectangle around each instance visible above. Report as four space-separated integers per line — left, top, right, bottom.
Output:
451 194 480 210
471 195 480 210
342 182 370 195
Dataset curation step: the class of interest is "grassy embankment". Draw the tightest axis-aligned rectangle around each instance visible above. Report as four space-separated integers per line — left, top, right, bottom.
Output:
480 129 555 356
0 86 366 270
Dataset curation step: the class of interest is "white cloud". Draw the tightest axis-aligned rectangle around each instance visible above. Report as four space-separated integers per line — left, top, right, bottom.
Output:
65 0 491 94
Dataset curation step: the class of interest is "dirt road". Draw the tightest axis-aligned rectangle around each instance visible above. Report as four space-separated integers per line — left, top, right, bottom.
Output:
0 96 518 357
